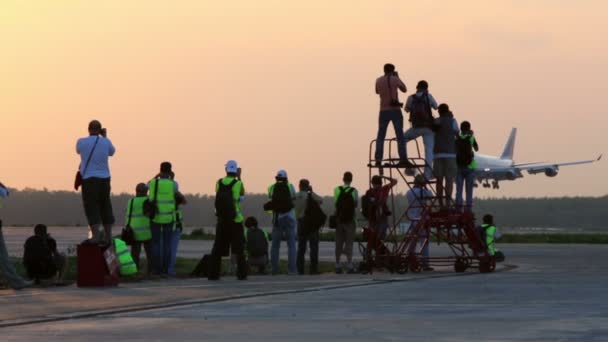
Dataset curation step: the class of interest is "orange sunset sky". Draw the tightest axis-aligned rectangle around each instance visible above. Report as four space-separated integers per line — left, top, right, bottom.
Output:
1 1 607 197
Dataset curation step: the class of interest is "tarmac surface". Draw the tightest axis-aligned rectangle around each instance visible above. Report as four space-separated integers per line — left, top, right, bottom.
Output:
1 244 608 341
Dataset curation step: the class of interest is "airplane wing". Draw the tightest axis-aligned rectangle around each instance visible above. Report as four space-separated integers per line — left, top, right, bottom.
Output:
517 155 602 176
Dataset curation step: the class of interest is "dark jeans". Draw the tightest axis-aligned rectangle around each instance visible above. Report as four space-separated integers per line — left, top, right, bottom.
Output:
81 177 115 226
131 240 152 275
209 220 247 280
455 167 476 211
297 219 319 274
375 109 407 162
150 223 173 275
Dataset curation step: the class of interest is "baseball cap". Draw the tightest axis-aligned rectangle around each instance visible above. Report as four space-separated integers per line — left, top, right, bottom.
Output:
276 169 288 178
225 160 238 173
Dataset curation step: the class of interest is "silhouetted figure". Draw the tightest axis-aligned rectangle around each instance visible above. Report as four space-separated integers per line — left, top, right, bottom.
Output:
23 224 68 286
76 120 116 244
374 63 411 167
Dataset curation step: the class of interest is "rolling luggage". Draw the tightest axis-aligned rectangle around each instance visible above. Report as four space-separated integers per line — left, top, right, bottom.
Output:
77 242 119 287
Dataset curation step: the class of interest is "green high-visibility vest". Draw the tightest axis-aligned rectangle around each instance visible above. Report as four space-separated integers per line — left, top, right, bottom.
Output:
126 197 152 241
114 238 137 276
149 178 176 224
482 224 496 256
460 133 478 169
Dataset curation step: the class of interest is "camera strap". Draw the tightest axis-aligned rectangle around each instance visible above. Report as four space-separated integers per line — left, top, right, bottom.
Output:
82 136 100 177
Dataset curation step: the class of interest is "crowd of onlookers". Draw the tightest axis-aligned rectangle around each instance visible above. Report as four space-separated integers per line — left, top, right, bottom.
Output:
0 63 502 289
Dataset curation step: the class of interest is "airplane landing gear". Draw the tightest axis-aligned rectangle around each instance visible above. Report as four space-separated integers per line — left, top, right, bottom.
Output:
492 180 500 189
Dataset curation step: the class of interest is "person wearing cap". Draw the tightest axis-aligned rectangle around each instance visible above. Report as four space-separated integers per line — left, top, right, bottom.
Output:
294 179 323 275
75 120 116 244
433 104 459 209
364 175 397 241
0 181 33 289
267 170 297 275
406 175 434 271
126 183 153 276
148 162 181 277
208 160 247 280
333 172 359 274
404 80 440 179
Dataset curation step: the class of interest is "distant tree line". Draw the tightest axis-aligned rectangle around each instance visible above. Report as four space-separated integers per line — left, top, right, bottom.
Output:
1 188 606 230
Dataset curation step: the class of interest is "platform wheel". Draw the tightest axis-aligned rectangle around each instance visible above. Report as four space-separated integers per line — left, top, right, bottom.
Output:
395 257 408 275
359 261 370 275
479 258 496 273
408 256 422 273
454 258 468 273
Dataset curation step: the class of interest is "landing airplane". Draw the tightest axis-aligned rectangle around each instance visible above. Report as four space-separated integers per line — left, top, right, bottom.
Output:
474 128 601 189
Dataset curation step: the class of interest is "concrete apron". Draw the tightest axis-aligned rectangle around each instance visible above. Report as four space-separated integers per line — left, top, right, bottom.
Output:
0 263 514 328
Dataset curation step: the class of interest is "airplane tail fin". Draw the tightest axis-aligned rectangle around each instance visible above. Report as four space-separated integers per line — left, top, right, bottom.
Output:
500 128 517 160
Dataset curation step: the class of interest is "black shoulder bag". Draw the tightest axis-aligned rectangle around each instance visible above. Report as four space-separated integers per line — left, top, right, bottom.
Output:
74 136 99 191
121 198 136 245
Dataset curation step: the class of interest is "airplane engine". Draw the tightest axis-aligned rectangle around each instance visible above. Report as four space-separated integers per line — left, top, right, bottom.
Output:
544 168 558 177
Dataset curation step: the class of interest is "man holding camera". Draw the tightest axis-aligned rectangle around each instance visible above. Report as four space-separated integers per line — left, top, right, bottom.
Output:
373 63 411 168
76 120 116 244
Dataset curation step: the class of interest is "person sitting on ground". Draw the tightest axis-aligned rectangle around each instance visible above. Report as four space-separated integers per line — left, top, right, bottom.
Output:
455 121 480 212
127 183 152 276
404 80 440 179
433 104 459 209
480 214 502 259
0 182 33 290
405 175 434 271
363 175 397 241
23 224 68 286
295 179 323 275
244 217 270 275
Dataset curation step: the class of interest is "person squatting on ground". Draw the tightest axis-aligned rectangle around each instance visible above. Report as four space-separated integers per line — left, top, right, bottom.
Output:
295 179 323 275
363 175 397 242
23 224 69 286
404 80 440 179
333 172 358 274
405 175 434 271
209 160 247 280
433 104 459 209
0 182 33 290
148 162 183 277
127 183 152 276
244 216 270 275
455 121 480 212
76 120 116 244
480 214 501 257
373 63 411 167
267 170 297 275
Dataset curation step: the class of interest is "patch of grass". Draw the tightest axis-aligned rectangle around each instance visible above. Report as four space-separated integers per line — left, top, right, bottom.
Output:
497 234 608 244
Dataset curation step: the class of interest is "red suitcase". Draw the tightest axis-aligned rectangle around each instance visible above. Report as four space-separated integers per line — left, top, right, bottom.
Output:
77 243 120 287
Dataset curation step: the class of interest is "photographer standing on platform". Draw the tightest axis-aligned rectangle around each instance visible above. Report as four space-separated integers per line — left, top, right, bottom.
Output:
373 63 410 168
76 120 116 244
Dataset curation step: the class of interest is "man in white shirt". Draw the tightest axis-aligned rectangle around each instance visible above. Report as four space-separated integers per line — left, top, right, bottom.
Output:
406 175 434 271
76 120 116 244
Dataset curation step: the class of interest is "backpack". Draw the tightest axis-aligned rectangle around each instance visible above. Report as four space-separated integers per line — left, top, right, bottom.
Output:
247 228 268 258
303 193 327 229
271 182 294 214
409 94 432 128
215 178 238 220
456 135 475 167
336 186 356 223
360 189 376 220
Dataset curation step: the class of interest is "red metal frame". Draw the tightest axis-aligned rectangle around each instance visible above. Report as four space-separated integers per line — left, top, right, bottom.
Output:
359 137 496 274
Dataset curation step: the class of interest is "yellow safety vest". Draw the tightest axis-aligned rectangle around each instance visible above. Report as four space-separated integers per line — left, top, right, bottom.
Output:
149 178 176 224
114 238 137 276
126 197 152 241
